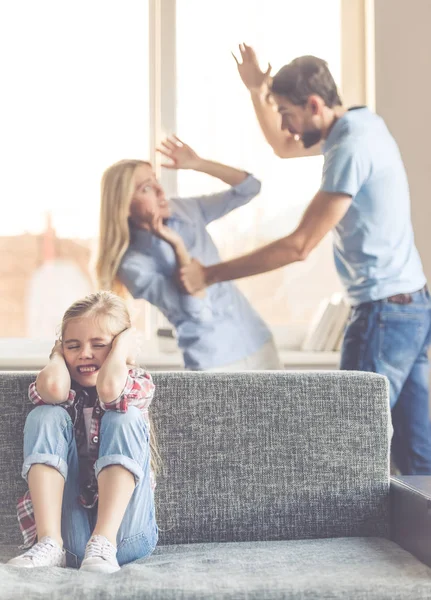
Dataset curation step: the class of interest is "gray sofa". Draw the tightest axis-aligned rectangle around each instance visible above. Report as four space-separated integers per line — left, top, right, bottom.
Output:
1 370 431 599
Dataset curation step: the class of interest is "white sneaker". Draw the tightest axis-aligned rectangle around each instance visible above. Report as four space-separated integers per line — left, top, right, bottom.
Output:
7 537 66 568
80 535 120 573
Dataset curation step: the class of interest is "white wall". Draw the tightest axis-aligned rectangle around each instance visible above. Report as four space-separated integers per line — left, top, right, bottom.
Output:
374 0 431 283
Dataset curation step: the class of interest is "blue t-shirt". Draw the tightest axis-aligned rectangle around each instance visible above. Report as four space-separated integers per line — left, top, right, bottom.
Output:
321 107 425 305
118 175 272 370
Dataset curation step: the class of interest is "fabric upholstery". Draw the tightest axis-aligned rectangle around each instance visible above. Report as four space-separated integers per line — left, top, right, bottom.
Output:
1 371 391 546
2 538 431 599
4 370 426 600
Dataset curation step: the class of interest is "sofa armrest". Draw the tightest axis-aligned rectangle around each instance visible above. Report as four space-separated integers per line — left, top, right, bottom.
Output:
390 476 431 567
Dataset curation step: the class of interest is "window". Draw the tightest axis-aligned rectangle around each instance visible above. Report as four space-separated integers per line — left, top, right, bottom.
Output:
0 1 150 338
1 0 368 358
175 0 344 339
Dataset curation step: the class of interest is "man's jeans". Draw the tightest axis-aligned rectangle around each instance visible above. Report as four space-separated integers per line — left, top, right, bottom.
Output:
22 405 158 567
341 286 431 475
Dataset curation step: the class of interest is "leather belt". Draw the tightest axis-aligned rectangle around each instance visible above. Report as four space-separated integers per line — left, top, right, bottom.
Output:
386 285 427 305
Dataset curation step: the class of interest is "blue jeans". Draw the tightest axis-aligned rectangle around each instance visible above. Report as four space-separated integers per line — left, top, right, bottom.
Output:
341 286 431 475
22 404 158 568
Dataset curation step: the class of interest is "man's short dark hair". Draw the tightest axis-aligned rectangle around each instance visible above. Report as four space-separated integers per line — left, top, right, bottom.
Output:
271 56 342 108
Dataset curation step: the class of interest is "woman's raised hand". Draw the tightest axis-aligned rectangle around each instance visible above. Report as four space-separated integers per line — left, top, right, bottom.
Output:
232 43 272 92
157 136 201 170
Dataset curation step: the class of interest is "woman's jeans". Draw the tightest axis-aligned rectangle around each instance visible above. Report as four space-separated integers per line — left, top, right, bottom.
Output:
22 405 158 567
341 286 431 475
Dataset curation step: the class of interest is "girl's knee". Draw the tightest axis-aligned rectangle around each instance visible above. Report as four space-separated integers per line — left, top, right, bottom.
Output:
25 404 71 430
101 406 145 429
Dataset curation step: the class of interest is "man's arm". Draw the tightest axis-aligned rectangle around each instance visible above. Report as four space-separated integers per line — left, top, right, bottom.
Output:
178 191 352 293
233 44 321 159
249 87 321 159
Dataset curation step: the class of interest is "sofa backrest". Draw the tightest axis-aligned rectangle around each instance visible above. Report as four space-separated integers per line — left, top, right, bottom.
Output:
0 371 390 546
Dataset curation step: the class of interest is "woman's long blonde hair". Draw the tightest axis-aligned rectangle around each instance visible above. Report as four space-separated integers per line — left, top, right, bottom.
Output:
61 291 160 474
96 159 151 295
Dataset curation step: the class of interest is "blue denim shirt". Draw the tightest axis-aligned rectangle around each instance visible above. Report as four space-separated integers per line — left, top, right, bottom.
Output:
118 175 272 369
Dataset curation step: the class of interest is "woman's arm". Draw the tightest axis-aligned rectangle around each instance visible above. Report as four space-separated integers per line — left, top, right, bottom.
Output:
118 249 212 323
149 216 206 298
146 215 191 268
158 136 247 187
157 136 261 224
193 158 248 187
35 341 71 403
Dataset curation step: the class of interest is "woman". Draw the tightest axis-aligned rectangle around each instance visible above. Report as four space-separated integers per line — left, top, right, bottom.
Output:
96 136 281 371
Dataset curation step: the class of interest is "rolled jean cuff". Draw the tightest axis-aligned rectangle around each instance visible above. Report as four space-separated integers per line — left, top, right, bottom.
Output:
95 454 144 486
22 452 68 482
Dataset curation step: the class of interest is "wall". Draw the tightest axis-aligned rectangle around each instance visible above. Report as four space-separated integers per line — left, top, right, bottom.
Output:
374 0 431 404
374 0 431 283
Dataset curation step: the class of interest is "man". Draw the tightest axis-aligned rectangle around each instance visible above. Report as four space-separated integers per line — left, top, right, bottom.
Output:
177 45 431 475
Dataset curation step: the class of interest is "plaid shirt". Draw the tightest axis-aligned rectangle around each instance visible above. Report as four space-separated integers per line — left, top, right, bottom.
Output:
17 367 155 548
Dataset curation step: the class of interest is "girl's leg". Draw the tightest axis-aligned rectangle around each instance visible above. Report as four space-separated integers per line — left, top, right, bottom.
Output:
22 404 72 547
88 407 157 567
9 404 88 568
28 465 64 547
23 404 92 568
92 465 135 545
60 435 93 567
115 461 158 567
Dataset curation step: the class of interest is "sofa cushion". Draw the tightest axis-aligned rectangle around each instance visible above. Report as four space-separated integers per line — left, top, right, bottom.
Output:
1 537 431 599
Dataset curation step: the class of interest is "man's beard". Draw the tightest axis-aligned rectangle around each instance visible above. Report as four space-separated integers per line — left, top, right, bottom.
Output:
301 128 322 149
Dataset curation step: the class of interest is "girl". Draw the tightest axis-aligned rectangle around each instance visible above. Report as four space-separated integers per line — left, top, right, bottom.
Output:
8 291 157 572
96 136 281 371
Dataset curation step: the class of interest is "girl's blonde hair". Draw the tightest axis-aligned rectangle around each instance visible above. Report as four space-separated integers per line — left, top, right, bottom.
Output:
61 290 131 340
96 159 151 296
61 291 160 474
